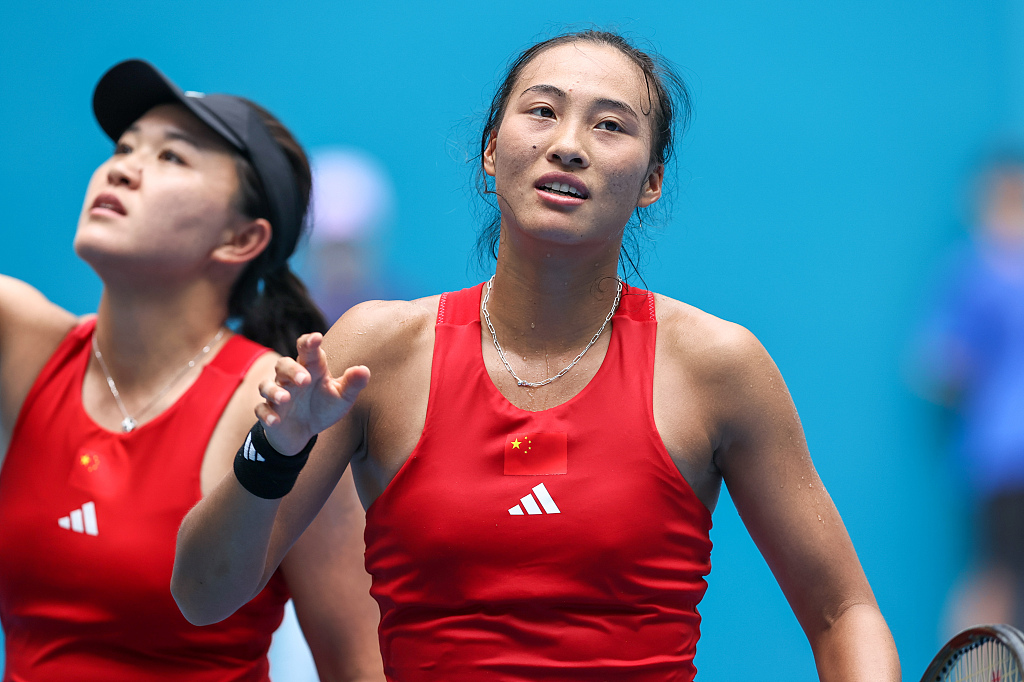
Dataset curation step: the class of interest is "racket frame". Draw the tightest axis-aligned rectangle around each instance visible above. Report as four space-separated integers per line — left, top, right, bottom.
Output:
920 624 1024 682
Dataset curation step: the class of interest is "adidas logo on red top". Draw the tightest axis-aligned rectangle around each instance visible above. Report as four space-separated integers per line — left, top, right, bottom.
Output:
508 483 561 515
57 501 98 536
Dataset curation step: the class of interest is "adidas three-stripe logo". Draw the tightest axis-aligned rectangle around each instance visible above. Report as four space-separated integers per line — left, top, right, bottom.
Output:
241 432 264 462
508 483 561 515
58 501 98 536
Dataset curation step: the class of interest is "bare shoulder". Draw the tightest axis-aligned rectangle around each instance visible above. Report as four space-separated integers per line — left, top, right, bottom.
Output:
653 292 769 381
312 296 440 492
0 275 78 434
654 293 797 455
320 296 440 371
0 275 78 345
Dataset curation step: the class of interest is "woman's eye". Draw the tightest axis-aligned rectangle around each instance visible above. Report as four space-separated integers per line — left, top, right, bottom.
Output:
159 149 185 164
113 142 132 155
596 120 622 132
529 106 555 118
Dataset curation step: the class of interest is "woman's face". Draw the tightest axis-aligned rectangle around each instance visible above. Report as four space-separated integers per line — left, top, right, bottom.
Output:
483 41 663 249
74 103 249 283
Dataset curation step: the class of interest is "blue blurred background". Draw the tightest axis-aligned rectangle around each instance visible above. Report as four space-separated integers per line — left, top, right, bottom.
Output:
2 1 1020 678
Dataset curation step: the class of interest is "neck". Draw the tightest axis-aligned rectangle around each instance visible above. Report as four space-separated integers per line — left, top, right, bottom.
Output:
486 225 623 355
92 280 230 391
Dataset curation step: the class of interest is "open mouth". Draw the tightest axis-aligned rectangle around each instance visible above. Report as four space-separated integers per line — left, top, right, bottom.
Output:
92 194 126 215
539 182 586 199
535 172 590 201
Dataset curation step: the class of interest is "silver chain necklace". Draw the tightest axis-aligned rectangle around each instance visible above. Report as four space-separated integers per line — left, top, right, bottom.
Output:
481 276 622 388
91 328 225 432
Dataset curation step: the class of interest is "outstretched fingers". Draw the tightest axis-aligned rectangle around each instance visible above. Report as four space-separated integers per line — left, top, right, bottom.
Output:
333 365 371 405
252 335 372 454
256 370 299 429
273 356 311 390
294 333 328 380
254 400 283 428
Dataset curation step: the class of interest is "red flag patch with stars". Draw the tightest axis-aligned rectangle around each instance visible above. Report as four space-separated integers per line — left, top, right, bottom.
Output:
504 432 567 475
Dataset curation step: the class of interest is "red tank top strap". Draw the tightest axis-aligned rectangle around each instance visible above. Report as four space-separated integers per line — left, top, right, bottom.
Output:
616 282 655 323
30 319 94 393
9 320 95 448
436 283 484 326
207 333 271 379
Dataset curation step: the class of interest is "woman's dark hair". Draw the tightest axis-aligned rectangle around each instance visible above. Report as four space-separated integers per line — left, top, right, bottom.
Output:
475 30 691 279
227 100 328 358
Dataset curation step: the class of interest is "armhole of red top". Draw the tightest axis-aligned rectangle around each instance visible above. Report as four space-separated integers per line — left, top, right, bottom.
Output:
28 319 94 391
6 320 94 451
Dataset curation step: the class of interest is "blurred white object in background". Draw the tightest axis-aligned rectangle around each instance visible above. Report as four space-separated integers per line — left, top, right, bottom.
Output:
305 148 396 324
310 148 393 243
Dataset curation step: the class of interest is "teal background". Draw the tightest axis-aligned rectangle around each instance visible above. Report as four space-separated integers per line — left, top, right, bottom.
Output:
0 1 1017 678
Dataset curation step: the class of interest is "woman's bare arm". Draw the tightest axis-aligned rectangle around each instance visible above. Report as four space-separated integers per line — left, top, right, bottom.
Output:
171 296 429 628
710 325 900 682
191 348 385 679
171 330 370 625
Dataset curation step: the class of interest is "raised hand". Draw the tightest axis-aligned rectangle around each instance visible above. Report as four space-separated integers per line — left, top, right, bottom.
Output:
256 333 370 455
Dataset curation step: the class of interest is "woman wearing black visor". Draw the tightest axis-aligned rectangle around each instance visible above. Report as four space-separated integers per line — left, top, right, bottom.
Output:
0 60 383 681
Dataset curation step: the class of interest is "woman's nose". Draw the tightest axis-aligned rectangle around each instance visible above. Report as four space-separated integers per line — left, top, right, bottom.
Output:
546 126 589 168
107 156 141 188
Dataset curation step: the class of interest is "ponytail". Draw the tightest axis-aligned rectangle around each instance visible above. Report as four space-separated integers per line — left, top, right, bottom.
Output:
227 99 326 359
231 264 327 358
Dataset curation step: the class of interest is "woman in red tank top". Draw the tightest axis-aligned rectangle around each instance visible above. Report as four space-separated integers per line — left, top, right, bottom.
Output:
0 61 383 681
176 31 901 681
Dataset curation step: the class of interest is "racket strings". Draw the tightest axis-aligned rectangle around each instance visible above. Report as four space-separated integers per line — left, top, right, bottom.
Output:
940 637 1023 682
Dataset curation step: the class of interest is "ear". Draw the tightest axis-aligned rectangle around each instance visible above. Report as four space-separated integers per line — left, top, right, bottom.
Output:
211 218 272 265
637 164 664 209
482 130 498 178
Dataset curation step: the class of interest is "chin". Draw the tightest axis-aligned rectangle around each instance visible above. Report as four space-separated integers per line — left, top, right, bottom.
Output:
519 221 620 249
73 224 115 263
72 228 142 279
74 240 122 277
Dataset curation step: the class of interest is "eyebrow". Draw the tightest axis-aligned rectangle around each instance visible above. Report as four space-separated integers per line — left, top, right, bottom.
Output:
164 130 206 148
594 97 639 121
521 84 566 99
519 84 639 121
122 123 208 149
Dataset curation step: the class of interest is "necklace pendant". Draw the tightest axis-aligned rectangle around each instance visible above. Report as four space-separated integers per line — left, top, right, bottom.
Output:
121 416 137 433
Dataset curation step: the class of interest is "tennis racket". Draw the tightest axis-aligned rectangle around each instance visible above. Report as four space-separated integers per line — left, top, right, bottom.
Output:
920 624 1024 682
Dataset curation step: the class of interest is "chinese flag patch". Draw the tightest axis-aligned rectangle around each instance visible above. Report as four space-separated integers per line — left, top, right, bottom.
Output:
504 432 567 475
68 446 128 497
78 451 101 473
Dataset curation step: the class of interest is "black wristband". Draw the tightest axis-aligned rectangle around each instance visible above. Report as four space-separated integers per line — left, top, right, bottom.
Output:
233 422 316 499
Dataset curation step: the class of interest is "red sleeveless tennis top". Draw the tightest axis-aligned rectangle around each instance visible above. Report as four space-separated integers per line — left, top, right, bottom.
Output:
0 320 289 682
364 283 714 681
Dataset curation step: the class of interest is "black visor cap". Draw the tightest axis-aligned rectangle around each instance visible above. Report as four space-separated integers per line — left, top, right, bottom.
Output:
92 59 303 270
